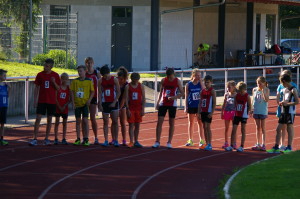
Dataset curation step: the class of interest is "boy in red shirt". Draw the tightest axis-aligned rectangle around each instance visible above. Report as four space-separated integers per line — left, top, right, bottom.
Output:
125 72 145 148
29 58 60 146
54 73 71 145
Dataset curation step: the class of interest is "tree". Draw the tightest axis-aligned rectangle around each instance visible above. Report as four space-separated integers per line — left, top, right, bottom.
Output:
0 0 42 59
280 5 300 29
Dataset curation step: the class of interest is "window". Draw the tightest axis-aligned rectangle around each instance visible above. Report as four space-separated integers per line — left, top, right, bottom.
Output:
265 14 276 49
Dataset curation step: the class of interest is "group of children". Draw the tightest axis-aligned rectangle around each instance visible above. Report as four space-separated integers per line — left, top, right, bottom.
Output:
0 59 298 153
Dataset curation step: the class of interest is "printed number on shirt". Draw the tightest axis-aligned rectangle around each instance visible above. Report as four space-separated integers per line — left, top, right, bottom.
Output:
201 99 207 107
284 92 290 101
76 91 84 98
60 92 66 99
45 81 50 88
132 92 138 100
105 89 111 96
256 93 262 100
237 104 243 111
192 92 200 100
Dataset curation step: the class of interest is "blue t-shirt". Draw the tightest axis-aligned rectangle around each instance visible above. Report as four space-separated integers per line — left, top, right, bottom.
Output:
276 82 298 117
0 84 8 107
187 81 202 108
252 88 268 115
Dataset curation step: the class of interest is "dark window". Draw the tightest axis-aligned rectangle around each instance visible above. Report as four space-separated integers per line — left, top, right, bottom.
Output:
113 7 132 18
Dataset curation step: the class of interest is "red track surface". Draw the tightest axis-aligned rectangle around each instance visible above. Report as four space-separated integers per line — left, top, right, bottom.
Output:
0 99 299 199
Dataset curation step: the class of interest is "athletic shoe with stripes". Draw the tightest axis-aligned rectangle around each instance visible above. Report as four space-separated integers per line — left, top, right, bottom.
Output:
0 139 8 146
204 144 212 151
43 139 51 146
237 147 244 152
101 140 109 147
134 141 143 148
94 138 100 145
225 146 233 151
185 139 194 146
61 139 68 145
29 139 37 146
73 138 81 146
152 141 160 148
266 147 280 154
167 142 172 149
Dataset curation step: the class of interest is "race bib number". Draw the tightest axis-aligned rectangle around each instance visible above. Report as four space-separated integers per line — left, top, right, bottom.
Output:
284 93 290 101
76 91 84 98
45 81 50 88
256 93 262 100
237 104 243 111
192 92 200 100
201 99 207 107
165 90 171 97
60 92 66 99
132 92 138 100
105 89 111 96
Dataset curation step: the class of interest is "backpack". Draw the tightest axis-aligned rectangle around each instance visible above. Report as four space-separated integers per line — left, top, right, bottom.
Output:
271 44 281 54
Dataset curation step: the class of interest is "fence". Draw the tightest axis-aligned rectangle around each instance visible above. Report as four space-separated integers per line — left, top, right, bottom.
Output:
6 65 300 124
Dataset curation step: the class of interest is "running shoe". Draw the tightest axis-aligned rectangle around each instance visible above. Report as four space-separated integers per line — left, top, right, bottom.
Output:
251 144 261 151
185 139 194 146
101 140 109 147
266 147 281 154
134 141 143 148
279 145 286 152
82 139 90 146
61 139 68 145
122 140 127 146
282 147 292 154
109 140 115 145
73 138 81 146
127 142 134 148
225 146 233 151
43 139 51 146
232 143 237 150
199 144 207 150
0 139 8 146
199 139 205 147
237 147 244 152
152 141 160 148
167 142 172 149
54 139 59 145
94 138 100 145
260 145 266 151
29 139 37 146
114 140 119 147
222 142 229 149
204 144 212 151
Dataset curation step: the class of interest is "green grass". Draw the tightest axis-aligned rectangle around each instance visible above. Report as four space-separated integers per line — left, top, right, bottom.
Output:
0 61 77 78
229 151 300 199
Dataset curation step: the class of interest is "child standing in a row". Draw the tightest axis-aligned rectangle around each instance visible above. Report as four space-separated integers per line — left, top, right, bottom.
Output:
0 69 9 146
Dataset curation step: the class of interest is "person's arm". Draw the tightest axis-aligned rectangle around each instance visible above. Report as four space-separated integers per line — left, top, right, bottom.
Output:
34 85 40 108
156 79 164 110
198 90 202 120
276 91 280 105
141 84 146 116
110 77 120 107
283 88 299 106
262 87 270 102
169 79 184 100
55 90 62 112
98 78 103 111
208 89 216 118
87 81 95 106
184 83 189 113
221 93 227 119
70 90 75 109
124 85 131 118
51 75 60 91
250 88 255 114
247 94 252 114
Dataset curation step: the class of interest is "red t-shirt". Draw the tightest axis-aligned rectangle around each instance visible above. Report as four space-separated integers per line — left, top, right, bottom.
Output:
56 86 70 114
35 71 60 104
235 93 249 118
101 76 116 103
159 77 179 107
200 87 213 113
128 83 143 111
86 70 98 99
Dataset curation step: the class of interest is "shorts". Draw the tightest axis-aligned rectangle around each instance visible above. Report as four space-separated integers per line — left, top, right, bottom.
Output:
102 102 119 114
223 111 235 120
233 116 248 125
253 114 268 119
279 113 295 124
90 97 98 105
127 110 143 123
54 113 68 119
75 105 89 118
187 107 198 114
200 112 212 123
36 103 56 116
158 106 177 118
0 107 8 123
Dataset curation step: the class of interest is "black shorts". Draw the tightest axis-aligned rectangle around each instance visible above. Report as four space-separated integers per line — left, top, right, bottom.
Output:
102 102 119 114
0 107 7 124
90 97 98 105
200 112 212 123
54 113 68 119
158 106 177 118
75 105 89 118
36 103 56 116
233 116 248 125
187 107 198 114
279 113 295 124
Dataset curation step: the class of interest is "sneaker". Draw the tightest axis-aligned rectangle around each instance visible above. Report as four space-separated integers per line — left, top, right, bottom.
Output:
260 145 266 151
54 139 59 145
134 141 143 148
127 142 134 148
109 140 115 145
167 142 172 149
237 146 244 152
204 144 212 151
225 146 233 151
73 139 81 146
61 139 68 145
266 147 281 154
232 143 237 150
101 140 109 147
0 139 8 146
94 138 100 145
114 140 119 147
199 144 207 150
282 147 292 154
82 139 90 146
29 139 38 146
251 144 261 151
199 139 205 147
222 142 229 149
152 141 160 148
122 140 127 146
279 145 286 152
185 139 194 146
43 139 51 146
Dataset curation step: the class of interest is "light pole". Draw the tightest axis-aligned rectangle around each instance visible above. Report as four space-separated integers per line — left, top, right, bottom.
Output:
29 0 32 63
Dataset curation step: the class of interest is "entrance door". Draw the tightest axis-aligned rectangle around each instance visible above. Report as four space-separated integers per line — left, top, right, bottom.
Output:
111 7 132 71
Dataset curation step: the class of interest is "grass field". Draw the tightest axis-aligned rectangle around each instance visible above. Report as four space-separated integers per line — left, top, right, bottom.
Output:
229 151 300 199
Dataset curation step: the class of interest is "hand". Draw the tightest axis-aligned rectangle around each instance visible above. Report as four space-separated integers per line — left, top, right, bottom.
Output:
168 96 176 100
155 103 160 111
208 113 212 119
141 109 145 116
282 101 289 106
126 109 131 118
51 77 56 83
184 108 187 114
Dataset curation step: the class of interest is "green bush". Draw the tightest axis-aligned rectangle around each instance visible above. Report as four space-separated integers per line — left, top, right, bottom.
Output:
32 50 77 69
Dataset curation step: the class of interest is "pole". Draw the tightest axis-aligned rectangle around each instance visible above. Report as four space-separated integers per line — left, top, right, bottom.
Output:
66 7 69 68
29 0 33 63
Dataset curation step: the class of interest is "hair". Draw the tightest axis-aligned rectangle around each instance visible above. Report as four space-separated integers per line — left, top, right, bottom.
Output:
203 75 213 82
281 70 292 77
117 66 129 79
226 80 236 87
190 69 200 80
0 69 7 76
280 73 291 83
130 72 140 81
61 73 69 79
236 81 247 91
45 58 54 67
100 65 110 76
166 68 175 76
85 57 94 64
256 76 268 87
76 65 86 71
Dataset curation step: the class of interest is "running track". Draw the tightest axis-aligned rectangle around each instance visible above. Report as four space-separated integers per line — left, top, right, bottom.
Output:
0 99 299 199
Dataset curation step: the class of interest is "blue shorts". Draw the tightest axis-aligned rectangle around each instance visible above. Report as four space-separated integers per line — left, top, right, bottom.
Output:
253 114 268 119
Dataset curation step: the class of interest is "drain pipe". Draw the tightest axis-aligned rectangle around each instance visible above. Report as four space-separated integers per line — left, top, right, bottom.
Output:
161 0 226 15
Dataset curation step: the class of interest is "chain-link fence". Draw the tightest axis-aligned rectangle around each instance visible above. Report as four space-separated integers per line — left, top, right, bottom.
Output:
281 28 300 39
0 14 78 68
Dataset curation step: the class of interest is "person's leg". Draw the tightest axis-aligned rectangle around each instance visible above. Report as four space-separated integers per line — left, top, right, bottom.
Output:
254 118 261 145
89 104 98 140
102 113 110 142
155 116 165 142
202 122 208 143
197 116 204 141
54 116 60 140
241 123 246 147
110 110 119 143
119 108 127 144
128 123 134 144
134 123 140 142
224 120 230 143
76 117 82 139
286 124 294 149
261 119 266 146
281 124 287 147
62 118 67 140
0 123 4 138
33 114 43 139
82 117 89 139
275 123 283 147
231 125 238 146
187 113 195 141
168 118 175 143
206 123 212 145
45 115 53 140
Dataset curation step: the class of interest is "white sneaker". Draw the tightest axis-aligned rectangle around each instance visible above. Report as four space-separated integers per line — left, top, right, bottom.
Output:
152 141 160 148
29 139 37 146
167 142 172 149
237 146 244 152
